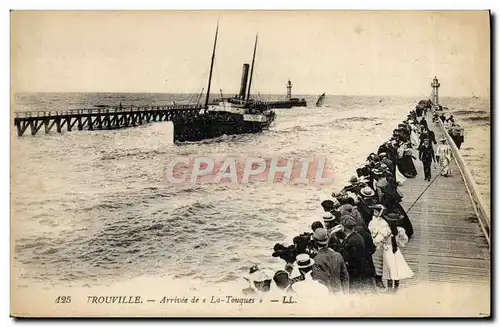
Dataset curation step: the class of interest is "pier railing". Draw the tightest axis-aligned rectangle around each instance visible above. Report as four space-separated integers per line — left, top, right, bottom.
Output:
437 118 490 246
14 104 200 118
13 104 204 137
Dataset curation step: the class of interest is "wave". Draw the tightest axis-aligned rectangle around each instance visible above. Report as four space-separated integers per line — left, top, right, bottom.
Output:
335 116 377 123
461 116 490 123
172 201 217 217
278 116 378 134
451 110 488 116
277 126 308 133
177 133 254 146
99 149 167 161
79 201 134 212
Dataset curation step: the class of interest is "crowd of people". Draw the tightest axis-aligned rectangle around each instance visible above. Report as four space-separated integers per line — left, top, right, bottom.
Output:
242 100 461 298
433 112 465 149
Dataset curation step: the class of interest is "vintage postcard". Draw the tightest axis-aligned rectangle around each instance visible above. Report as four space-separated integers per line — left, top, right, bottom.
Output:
10 10 491 318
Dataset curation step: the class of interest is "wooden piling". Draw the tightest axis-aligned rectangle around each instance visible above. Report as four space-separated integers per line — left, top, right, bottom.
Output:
13 105 201 137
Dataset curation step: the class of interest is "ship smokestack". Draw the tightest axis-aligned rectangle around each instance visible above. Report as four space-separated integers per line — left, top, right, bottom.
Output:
239 63 250 99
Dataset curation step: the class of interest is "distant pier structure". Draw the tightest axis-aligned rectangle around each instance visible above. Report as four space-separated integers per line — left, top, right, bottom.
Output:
286 80 293 100
264 79 306 109
13 105 201 138
431 76 440 106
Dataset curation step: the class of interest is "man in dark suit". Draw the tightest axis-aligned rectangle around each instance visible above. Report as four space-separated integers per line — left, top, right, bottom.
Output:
339 216 376 293
427 128 437 145
418 139 436 181
420 117 428 131
311 228 350 294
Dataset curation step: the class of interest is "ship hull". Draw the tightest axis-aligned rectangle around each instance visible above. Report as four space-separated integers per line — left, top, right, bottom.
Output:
172 111 273 142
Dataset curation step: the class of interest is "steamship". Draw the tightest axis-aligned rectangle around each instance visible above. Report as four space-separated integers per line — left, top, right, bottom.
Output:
173 24 276 142
211 79 307 109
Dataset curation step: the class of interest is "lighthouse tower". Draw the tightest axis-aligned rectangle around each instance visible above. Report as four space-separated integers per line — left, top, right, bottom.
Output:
431 76 440 106
286 80 292 100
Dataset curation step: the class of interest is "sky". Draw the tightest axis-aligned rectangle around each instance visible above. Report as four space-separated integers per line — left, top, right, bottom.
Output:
10 10 490 97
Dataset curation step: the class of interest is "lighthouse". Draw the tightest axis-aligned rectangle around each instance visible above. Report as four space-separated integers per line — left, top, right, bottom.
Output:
431 76 440 106
286 80 292 100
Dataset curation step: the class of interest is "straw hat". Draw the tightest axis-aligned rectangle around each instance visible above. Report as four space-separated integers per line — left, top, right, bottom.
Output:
294 253 315 269
360 186 375 197
313 228 329 246
322 212 334 222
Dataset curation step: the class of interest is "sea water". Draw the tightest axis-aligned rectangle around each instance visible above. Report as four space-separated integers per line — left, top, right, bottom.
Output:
12 93 490 289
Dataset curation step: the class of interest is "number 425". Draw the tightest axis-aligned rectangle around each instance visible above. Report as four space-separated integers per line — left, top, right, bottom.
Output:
55 296 72 304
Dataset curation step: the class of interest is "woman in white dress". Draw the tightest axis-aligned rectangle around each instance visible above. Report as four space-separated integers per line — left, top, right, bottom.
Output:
379 213 413 292
436 138 453 177
368 204 389 289
409 123 420 148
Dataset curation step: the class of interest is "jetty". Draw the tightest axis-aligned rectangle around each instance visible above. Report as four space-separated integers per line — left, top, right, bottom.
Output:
261 77 490 303
401 115 490 286
13 105 201 137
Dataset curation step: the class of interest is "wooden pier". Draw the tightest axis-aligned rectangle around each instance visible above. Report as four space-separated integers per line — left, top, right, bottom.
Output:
400 113 490 287
13 105 202 137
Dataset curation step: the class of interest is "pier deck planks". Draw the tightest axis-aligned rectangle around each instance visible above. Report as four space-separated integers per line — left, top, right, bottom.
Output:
398 119 490 286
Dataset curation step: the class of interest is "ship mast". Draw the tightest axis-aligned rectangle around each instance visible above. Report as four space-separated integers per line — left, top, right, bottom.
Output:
245 33 258 103
204 20 219 109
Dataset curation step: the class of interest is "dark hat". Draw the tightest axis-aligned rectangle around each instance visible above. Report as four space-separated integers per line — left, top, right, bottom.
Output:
311 221 324 232
349 176 358 184
321 199 334 206
383 212 403 223
274 270 289 279
273 243 286 252
249 265 259 274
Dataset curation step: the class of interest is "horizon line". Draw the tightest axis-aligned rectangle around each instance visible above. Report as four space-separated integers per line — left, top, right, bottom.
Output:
12 91 488 99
